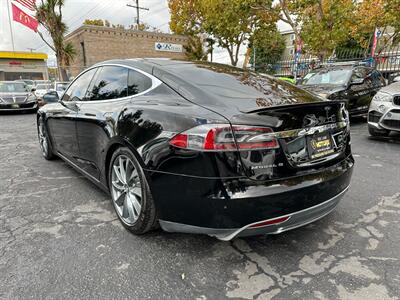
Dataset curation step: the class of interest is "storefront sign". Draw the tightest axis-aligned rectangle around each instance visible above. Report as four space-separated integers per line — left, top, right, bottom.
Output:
154 42 183 53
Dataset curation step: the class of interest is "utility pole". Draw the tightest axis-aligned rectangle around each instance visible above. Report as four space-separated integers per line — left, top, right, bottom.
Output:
126 0 149 28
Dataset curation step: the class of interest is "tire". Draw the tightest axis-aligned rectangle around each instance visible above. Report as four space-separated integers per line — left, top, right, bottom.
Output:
108 147 158 234
37 116 56 160
368 125 390 137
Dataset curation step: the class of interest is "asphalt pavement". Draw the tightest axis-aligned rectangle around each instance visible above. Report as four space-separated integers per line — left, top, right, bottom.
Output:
0 112 399 300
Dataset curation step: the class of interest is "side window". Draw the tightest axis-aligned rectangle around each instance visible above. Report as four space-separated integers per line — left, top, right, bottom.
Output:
351 68 365 82
62 68 97 102
86 66 128 101
128 69 153 96
371 70 385 87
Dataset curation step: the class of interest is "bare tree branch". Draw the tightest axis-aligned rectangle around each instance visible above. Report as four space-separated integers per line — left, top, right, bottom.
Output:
37 30 55 52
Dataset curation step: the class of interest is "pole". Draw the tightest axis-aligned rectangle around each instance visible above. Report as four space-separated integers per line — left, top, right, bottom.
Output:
126 1 149 29
7 0 16 52
136 0 139 26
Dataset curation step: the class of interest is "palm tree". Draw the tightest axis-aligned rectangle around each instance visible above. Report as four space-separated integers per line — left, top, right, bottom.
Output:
35 0 76 80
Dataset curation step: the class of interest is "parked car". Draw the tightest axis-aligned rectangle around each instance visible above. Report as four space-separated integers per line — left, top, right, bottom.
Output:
0 81 38 111
15 79 35 91
299 64 386 116
368 81 400 137
35 83 53 100
53 81 69 98
37 59 353 240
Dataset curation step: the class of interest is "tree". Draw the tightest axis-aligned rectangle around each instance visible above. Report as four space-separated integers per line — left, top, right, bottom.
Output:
352 0 400 54
169 0 278 66
294 0 355 60
249 27 285 72
183 36 208 61
35 0 76 81
256 0 359 60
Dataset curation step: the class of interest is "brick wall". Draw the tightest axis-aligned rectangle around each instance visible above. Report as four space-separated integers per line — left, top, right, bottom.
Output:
65 25 189 77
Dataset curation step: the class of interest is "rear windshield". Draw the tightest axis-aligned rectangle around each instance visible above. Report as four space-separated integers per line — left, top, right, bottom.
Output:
302 69 352 85
0 82 28 93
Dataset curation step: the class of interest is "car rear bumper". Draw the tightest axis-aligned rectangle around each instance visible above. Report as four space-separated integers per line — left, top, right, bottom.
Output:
149 155 354 239
160 185 348 240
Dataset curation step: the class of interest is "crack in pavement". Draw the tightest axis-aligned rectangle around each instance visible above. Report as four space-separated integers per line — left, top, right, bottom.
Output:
224 193 400 300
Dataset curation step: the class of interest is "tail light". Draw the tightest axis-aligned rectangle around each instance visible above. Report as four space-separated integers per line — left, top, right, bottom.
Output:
169 124 278 151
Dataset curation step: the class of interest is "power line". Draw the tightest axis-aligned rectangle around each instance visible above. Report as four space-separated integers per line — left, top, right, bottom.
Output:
126 0 149 26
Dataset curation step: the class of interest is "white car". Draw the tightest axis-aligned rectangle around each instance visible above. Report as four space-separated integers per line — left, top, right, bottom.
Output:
53 81 69 98
35 83 53 99
368 81 400 136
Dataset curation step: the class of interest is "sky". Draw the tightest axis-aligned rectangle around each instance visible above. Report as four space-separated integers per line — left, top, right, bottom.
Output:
0 0 291 67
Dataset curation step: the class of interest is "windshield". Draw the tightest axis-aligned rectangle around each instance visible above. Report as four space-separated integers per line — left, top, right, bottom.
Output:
302 69 352 85
55 83 69 91
36 84 52 90
0 82 28 93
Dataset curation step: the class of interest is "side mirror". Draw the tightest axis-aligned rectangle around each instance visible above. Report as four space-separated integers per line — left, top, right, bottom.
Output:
351 78 364 85
42 91 59 103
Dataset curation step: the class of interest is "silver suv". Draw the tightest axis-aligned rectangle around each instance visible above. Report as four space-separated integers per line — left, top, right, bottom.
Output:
368 81 400 136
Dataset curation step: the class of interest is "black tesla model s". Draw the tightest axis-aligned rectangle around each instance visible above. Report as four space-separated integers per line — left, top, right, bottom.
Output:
37 59 354 240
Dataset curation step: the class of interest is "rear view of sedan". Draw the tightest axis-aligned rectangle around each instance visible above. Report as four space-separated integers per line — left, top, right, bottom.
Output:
37 59 353 240
0 81 37 111
368 81 400 136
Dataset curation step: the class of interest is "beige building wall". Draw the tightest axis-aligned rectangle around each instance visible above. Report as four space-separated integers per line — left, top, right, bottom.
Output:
65 25 189 77
281 30 296 59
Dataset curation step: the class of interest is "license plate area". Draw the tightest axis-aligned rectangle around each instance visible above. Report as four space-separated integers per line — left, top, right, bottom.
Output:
307 133 335 160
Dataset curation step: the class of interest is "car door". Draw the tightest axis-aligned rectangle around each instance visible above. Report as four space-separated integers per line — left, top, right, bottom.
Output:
347 67 370 114
74 66 132 180
47 68 97 162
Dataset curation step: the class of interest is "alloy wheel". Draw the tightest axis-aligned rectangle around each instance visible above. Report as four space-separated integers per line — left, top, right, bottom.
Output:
38 119 48 157
111 155 142 225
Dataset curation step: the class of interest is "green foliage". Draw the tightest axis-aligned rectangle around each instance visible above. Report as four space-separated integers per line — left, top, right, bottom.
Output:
249 27 285 72
83 19 105 26
183 36 208 61
169 0 278 66
295 0 355 60
352 0 400 53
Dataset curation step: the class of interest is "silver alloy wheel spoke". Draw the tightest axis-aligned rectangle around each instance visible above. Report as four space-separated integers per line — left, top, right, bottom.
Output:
111 154 143 225
131 187 142 198
112 180 124 191
119 156 126 183
115 192 126 206
38 120 48 155
125 194 137 221
128 169 138 185
129 192 142 216
113 165 125 185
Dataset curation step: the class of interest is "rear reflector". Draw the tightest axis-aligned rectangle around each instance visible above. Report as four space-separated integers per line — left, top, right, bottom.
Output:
169 124 278 151
249 216 290 228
